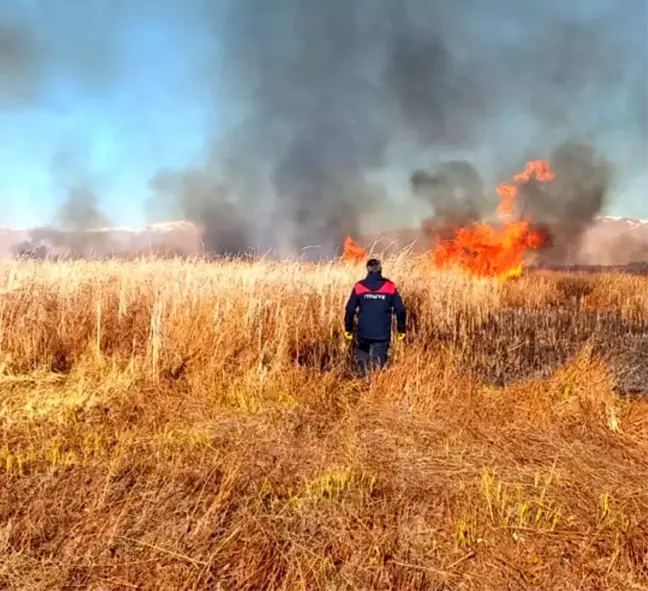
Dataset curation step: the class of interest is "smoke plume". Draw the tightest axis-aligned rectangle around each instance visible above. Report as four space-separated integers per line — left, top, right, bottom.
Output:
410 161 488 243
519 141 613 264
14 146 113 259
144 0 644 261
182 0 501 257
149 167 249 256
48 146 109 231
2 1 646 262
1 6 120 258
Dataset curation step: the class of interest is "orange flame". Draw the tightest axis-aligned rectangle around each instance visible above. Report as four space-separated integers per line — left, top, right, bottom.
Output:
513 160 555 183
431 160 555 279
342 235 367 263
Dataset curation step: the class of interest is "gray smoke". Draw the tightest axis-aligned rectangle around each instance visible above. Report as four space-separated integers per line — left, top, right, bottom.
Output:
195 0 500 257
2 1 646 262
0 17 43 105
14 146 113 259
0 6 120 105
149 167 249 256
385 25 490 149
144 0 644 260
518 141 613 264
410 161 488 243
49 146 109 232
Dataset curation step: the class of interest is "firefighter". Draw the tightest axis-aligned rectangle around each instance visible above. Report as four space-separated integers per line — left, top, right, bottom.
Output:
343 258 406 376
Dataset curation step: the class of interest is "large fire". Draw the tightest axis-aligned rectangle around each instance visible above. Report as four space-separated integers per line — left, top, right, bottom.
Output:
342 159 556 279
432 160 555 278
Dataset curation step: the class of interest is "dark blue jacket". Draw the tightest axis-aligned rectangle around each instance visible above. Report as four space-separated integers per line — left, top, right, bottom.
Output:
344 271 406 341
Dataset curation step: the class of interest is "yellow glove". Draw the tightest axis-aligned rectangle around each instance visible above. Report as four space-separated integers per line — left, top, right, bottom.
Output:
397 332 406 342
344 331 353 341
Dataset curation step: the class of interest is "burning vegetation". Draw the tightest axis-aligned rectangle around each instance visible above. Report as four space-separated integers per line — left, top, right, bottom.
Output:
342 235 368 264
345 159 561 279
431 160 556 279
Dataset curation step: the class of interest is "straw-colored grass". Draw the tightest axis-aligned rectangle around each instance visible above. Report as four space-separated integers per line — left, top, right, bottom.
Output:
0 254 646 590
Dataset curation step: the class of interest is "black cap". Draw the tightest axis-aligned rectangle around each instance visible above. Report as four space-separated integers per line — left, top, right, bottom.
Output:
366 258 382 273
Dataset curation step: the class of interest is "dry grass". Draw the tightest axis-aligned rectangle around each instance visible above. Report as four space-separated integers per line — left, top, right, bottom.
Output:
0 254 646 590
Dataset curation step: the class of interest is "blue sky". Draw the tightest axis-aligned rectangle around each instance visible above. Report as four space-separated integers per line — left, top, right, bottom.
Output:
0 0 223 228
0 0 646 230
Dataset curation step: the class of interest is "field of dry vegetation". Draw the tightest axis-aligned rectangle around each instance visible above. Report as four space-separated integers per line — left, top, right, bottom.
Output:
0 255 646 590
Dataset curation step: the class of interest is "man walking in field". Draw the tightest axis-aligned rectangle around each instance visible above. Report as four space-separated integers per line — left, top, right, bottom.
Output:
344 258 407 377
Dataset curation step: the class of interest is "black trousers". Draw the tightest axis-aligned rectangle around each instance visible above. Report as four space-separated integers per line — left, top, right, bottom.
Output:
355 338 390 376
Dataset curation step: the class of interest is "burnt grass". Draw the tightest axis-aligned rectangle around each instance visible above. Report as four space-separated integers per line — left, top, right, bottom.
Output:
400 271 648 396
446 306 648 395
291 271 648 394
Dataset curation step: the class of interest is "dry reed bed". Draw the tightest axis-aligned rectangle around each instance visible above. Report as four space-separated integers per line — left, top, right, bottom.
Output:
0 257 647 590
